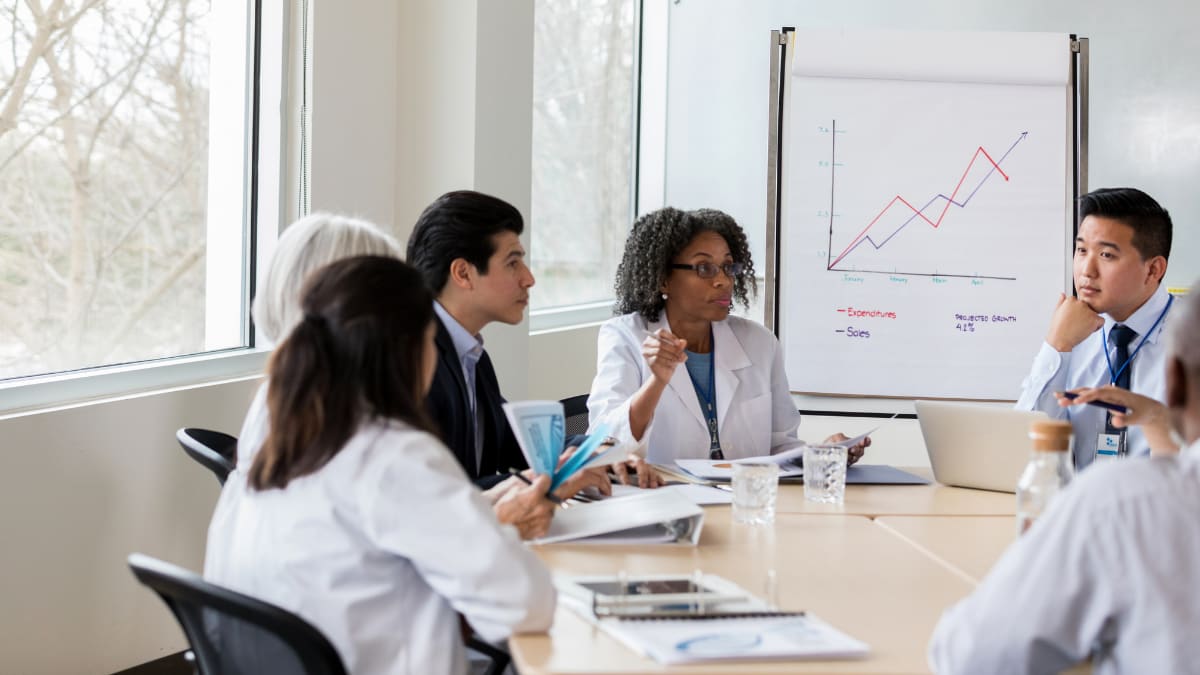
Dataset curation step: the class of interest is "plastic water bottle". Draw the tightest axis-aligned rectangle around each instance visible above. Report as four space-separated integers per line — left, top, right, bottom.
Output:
1015 419 1074 536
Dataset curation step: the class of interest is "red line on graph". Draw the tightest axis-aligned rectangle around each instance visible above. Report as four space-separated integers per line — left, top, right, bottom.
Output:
828 146 1010 269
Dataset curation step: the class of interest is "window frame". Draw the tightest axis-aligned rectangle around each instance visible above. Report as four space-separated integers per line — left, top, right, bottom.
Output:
0 0 294 415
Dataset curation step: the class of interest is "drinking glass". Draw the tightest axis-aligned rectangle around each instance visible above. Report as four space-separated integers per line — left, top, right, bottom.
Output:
803 445 848 505
731 462 779 525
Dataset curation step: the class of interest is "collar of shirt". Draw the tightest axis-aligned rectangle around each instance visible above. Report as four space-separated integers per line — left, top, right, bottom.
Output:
433 301 484 367
1103 284 1172 349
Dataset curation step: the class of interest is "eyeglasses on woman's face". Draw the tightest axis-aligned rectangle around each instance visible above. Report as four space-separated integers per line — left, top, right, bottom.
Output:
668 261 745 279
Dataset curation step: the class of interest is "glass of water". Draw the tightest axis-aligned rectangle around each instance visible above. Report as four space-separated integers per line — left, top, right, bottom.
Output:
731 462 779 525
803 445 848 505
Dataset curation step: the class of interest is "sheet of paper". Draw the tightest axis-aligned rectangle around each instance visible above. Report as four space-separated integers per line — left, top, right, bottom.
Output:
779 412 901 452
675 459 800 481
601 612 870 664
608 483 733 506
677 412 904 478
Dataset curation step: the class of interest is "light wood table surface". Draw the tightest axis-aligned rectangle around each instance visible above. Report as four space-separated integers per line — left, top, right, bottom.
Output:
873 516 1017 585
510 509 975 674
772 468 1016 517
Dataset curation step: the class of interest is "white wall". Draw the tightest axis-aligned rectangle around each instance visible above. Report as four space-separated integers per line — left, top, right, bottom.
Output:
0 376 261 674
308 1 400 227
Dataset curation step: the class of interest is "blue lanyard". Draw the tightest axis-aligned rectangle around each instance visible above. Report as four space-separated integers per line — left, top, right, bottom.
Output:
1102 294 1173 386
685 332 720 454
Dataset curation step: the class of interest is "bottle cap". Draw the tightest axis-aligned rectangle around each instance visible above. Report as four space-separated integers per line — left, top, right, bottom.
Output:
1029 419 1073 452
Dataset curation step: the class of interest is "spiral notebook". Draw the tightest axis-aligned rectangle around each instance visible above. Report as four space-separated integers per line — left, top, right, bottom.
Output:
557 573 869 664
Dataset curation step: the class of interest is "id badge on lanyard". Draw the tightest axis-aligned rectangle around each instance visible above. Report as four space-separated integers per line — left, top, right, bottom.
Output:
1094 430 1125 463
1093 295 1172 464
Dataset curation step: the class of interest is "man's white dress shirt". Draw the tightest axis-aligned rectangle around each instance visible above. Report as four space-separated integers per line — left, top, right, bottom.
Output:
929 440 1200 674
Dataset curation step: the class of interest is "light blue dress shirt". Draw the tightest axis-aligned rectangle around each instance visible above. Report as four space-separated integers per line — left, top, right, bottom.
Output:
1017 284 1174 469
433 301 485 468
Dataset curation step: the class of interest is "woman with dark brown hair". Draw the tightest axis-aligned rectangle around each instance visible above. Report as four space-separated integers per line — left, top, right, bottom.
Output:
204 255 554 674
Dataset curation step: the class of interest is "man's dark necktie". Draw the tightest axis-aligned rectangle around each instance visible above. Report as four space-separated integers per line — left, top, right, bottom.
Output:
1110 324 1137 390
1105 324 1138 437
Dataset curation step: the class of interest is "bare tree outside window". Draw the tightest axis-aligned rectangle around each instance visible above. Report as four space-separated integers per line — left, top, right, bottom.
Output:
530 0 636 311
0 0 242 379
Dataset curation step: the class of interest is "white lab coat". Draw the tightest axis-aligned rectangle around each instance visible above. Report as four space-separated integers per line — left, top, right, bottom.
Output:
587 311 803 463
205 418 555 675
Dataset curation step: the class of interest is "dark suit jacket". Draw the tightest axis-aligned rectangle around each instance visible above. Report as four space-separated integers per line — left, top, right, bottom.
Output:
426 316 527 489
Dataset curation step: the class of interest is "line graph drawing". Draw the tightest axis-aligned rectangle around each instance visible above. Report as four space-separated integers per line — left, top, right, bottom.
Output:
825 121 1028 281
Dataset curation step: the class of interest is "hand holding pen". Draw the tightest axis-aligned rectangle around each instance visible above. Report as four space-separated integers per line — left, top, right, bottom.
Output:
1056 389 1129 414
1057 386 1180 455
507 469 565 505
491 472 556 540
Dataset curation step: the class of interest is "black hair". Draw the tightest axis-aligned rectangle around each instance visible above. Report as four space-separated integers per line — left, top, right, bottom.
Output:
1079 187 1172 261
250 255 436 490
405 190 524 292
613 207 757 322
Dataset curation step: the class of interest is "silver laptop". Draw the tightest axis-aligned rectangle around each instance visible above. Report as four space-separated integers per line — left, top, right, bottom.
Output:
915 400 1048 493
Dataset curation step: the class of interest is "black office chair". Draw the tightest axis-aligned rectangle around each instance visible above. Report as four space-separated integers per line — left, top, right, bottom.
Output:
128 553 347 675
466 637 511 675
177 428 238 486
560 393 590 437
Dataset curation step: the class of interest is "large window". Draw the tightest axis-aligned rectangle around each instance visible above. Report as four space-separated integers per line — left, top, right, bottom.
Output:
529 0 638 316
0 0 258 380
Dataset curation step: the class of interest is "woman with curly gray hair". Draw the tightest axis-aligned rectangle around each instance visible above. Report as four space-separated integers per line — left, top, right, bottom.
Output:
587 207 870 464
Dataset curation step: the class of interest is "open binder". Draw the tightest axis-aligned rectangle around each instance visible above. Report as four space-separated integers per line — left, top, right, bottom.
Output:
532 489 703 545
556 573 869 663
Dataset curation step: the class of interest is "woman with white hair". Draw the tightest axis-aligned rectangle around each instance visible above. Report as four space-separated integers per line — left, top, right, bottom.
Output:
235 213 401 470
252 212 402 345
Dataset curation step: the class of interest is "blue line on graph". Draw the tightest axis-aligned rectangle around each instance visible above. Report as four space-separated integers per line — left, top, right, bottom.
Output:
841 132 1027 259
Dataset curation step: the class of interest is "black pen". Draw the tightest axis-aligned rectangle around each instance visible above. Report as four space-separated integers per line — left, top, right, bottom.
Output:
1059 391 1129 414
508 469 566 506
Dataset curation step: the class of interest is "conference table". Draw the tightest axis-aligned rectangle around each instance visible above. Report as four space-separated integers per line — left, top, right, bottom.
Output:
509 468 1023 674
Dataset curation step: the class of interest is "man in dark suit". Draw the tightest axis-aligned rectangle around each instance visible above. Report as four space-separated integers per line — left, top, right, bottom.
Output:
407 190 659 491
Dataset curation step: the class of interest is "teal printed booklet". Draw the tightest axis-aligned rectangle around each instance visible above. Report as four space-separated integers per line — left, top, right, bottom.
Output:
502 400 627 490
556 573 869 663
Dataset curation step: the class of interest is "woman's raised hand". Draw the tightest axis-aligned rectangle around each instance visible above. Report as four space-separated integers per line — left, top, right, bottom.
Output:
642 328 688 385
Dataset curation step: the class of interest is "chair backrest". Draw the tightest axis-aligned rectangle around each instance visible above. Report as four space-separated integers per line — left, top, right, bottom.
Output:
560 394 590 437
128 553 347 675
177 428 238 486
